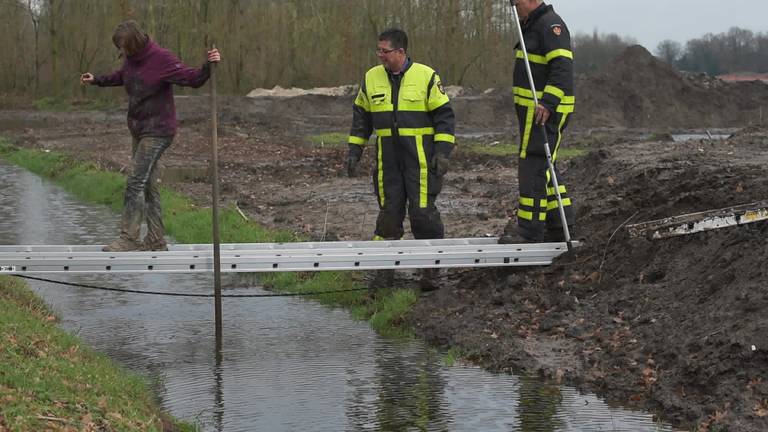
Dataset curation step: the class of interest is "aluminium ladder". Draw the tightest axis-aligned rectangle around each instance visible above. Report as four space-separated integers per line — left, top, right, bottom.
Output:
0 238 575 274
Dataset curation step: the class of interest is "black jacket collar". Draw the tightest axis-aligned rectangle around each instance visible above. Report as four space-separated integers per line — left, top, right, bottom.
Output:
523 3 552 30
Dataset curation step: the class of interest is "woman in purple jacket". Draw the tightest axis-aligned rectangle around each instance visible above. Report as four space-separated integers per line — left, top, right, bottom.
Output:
81 20 221 252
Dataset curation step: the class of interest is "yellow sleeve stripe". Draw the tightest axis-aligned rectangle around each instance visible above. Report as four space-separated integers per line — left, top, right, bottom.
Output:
546 49 573 62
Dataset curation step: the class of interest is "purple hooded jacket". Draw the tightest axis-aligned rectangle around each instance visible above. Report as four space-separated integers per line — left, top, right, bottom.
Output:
94 39 211 138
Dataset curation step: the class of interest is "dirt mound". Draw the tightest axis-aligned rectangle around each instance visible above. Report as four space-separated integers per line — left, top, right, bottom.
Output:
246 85 358 98
576 45 768 129
409 131 768 430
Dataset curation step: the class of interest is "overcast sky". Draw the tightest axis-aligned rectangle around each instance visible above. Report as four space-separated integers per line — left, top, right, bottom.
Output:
552 0 767 53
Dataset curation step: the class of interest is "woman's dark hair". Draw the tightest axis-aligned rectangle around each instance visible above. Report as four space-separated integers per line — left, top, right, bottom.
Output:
112 20 148 57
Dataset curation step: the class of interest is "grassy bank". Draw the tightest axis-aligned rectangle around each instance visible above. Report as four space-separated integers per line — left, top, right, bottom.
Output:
0 275 195 431
0 139 417 337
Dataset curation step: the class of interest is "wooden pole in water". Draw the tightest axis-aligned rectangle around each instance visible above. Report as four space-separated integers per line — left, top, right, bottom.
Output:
210 44 223 338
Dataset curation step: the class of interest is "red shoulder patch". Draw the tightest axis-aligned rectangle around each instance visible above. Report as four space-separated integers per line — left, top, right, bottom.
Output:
552 25 562 36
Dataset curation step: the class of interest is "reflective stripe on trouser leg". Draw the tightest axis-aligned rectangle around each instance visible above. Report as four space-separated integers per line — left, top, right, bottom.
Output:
121 136 172 241
517 154 548 241
519 103 536 159
373 136 406 240
404 135 444 239
545 166 575 231
544 109 575 231
376 136 385 207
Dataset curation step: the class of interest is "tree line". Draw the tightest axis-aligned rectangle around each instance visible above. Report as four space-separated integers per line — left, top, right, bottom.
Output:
0 0 763 101
656 27 768 75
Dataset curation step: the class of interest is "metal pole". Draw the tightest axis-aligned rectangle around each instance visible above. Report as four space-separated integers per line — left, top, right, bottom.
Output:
509 0 572 248
210 44 223 337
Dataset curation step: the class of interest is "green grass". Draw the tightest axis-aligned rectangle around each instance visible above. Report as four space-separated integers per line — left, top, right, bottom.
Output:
442 347 462 367
0 276 195 431
305 132 349 147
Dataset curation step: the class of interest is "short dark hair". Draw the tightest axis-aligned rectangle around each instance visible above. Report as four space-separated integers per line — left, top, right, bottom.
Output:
378 28 408 52
112 20 148 57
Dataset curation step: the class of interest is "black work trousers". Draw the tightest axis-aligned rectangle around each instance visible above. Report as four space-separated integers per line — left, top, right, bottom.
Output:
372 135 444 240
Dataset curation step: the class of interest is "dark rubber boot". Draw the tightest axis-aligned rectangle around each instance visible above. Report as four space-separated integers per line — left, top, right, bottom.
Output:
498 221 537 244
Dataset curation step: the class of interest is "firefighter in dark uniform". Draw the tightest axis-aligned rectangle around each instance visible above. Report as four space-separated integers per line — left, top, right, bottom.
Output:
346 28 456 291
500 0 575 243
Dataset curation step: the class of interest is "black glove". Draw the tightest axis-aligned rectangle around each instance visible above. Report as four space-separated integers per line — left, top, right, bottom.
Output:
346 144 363 178
430 141 454 177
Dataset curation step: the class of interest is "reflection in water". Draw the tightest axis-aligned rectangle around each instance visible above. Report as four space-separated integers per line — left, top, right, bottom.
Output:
373 345 447 431
0 161 679 431
519 375 562 432
214 337 224 432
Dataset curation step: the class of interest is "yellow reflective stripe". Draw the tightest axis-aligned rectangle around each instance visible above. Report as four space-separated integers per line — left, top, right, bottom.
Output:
520 197 535 207
517 209 534 221
539 199 548 209
547 185 568 195
547 198 572 210
539 212 547 221
400 127 435 136
348 136 367 145
514 95 536 107
434 133 455 143
514 87 544 99
416 135 428 208
517 88 575 108
553 112 569 161
543 85 565 100
556 104 575 114
520 104 535 159
373 235 386 241
546 49 574 62
377 136 385 207
375 127 436 137
516 50 547 64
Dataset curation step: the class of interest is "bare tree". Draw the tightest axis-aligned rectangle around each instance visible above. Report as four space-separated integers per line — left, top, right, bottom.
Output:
656 39 682 66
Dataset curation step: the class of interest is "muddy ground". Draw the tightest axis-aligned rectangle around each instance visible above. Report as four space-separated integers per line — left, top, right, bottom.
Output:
2 46 768 430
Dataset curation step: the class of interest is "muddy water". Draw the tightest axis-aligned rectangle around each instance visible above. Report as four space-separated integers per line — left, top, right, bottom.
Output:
0 161 679 431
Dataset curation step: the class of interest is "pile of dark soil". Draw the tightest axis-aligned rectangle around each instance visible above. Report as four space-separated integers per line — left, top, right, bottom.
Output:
409 128 768 431
575 45 768 129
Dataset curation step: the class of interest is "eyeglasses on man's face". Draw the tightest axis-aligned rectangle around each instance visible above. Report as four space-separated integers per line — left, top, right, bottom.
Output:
375 47 401 55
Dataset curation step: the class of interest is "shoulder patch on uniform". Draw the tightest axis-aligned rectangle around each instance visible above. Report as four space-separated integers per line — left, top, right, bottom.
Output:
437 80 445 95
551 24 562 36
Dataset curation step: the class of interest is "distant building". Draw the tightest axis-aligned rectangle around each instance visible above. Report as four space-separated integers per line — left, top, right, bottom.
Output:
717 73 768 83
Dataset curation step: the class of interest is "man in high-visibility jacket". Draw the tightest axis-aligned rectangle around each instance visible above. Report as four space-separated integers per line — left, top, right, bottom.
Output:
346 28 456 291
500 0 575 244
